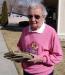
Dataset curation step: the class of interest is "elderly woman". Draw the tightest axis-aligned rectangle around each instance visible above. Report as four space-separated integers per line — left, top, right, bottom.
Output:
17 3 63 75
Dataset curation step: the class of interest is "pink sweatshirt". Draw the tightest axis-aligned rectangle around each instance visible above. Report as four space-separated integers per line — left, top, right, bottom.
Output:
17 25 63 75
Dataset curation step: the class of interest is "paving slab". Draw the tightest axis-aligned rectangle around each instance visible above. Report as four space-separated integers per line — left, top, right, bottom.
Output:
0 31 18 75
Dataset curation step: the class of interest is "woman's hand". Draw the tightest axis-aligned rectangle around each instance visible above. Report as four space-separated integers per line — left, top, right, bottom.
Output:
28 54 43 63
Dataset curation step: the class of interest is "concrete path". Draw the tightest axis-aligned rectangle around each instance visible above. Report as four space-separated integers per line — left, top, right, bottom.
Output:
0 31 18 75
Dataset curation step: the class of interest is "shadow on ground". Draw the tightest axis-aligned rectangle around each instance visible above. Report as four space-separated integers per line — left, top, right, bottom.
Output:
1 21 29 32
1 25 23 32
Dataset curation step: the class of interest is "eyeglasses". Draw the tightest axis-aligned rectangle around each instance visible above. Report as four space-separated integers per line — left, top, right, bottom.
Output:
27 15 43 19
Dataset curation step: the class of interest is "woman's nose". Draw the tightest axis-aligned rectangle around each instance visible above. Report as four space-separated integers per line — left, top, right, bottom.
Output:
31 16 36 21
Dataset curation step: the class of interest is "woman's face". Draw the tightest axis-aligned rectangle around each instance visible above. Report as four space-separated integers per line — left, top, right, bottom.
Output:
28 6 45 30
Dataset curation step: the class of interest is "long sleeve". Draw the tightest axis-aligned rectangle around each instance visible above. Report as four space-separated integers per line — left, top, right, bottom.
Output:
17 33 23 50
42 30 63 66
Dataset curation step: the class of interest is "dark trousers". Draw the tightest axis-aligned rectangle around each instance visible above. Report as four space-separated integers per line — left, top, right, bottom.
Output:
24 71 53 75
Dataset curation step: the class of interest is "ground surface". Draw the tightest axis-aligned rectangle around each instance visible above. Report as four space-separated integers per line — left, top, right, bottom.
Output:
1 26 65 75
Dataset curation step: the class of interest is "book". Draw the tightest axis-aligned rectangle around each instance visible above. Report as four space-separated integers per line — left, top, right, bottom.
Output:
4 51 33 62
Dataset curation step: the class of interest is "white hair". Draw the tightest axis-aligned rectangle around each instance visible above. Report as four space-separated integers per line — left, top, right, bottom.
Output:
28 3 48 18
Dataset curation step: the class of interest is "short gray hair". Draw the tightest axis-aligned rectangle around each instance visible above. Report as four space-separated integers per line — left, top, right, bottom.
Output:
28 3 48 18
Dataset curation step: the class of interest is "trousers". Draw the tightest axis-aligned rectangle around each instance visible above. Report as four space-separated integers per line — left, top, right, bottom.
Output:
24 71 54 75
